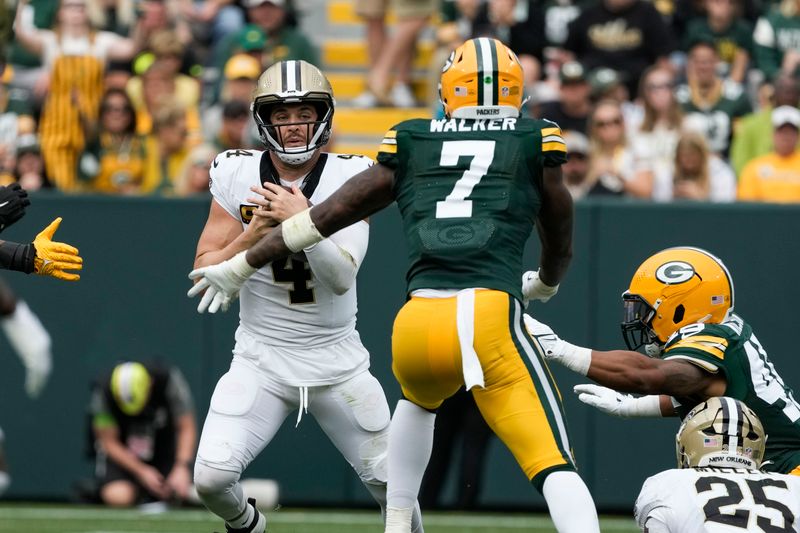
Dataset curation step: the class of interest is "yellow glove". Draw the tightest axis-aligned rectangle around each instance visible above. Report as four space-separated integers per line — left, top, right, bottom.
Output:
33 218 83 281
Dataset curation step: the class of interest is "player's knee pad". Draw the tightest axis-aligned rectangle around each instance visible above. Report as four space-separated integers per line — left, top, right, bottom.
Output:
357 433 389 485
195 367 260 472
336 372 391 433
194 462 241 498
209 367 259 418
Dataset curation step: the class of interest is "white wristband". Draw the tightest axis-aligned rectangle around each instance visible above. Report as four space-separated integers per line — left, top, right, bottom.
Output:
282 208 324 253
559 342 592 376
626 395 663 417
229 250 258 280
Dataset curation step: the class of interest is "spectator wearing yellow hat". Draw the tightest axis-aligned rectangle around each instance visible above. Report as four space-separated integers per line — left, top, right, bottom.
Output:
202 54 261 150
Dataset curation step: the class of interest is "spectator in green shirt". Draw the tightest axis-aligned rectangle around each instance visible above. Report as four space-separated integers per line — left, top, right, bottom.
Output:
682 0 753 84
213 0 318 76
730 75 800 174
753 0 800 80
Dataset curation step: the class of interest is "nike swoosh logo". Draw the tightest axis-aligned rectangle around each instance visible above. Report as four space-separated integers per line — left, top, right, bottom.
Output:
0 201 9 208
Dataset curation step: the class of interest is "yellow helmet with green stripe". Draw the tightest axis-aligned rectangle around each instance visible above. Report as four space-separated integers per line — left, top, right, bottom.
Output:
439 38 525 120
110 362 152 416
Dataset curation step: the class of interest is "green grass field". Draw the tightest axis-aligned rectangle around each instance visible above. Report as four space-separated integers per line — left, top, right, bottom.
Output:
0 504 640 533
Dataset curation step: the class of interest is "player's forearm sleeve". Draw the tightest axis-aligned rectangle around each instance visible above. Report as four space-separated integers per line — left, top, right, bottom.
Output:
304 221 369 295
0 240 35 274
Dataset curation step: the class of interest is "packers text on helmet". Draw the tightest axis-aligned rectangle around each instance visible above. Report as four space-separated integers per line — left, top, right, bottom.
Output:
439 38 525 119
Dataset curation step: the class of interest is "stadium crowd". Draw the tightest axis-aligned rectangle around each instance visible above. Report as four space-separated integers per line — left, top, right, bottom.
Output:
0 0 797 201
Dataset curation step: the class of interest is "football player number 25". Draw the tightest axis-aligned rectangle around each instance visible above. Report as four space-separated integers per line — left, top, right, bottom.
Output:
696 476 795 532
435 140 496 219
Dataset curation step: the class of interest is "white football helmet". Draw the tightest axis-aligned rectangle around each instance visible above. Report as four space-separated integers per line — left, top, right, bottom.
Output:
252 60 335 165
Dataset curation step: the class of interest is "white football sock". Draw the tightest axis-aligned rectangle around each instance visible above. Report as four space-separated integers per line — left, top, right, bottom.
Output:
386 399 436 526
542 471 600 533
365 481 424 533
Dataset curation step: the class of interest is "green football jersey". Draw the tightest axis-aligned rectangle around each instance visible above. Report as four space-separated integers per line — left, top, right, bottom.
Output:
376 117 567 301
676 80 752 154
662 314 800 474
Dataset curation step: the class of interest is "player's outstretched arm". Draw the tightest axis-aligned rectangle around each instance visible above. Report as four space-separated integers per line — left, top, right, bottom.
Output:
188 164 395 313
0 218 82 280
573 384 675 418
247 163 395 269
524 314 720 398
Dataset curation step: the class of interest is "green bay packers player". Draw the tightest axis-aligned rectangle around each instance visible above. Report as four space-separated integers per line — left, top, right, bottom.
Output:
189 61 423 533
188 38 600 533
526 246 800 476
635 397 800 532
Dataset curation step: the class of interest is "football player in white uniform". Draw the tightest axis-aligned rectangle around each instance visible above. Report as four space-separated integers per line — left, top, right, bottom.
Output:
189 60 423 533
635 396 800 532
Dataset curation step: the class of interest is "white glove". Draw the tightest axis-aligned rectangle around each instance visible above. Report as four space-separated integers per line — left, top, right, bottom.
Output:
187 251 258 313
523 313 591 375
1 301 52 398
522 270 559 306
574 384 662 418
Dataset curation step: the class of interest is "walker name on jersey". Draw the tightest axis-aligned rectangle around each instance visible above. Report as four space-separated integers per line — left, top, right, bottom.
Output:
430 118 517 133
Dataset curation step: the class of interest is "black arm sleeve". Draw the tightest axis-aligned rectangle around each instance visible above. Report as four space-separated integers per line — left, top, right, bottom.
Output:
0 240 35 274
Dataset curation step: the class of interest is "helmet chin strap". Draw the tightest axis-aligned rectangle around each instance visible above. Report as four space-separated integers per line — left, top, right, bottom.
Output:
276 148 315 166
644 343 662 357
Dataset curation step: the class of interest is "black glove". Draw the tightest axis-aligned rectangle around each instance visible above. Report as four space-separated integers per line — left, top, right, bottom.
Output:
0 183 30 232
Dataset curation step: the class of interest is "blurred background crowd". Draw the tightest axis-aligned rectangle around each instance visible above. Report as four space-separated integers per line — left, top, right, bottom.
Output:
0 0 797 203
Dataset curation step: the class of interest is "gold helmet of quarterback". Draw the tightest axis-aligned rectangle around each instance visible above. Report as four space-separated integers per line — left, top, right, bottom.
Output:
621 247 734 352
676 397 766 469
252 60 335 165
439 37 525 119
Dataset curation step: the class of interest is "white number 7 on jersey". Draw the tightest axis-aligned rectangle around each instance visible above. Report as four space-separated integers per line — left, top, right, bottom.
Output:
435 140 496 219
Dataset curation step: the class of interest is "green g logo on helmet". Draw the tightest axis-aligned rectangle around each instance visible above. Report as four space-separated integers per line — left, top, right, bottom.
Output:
111 362 152 416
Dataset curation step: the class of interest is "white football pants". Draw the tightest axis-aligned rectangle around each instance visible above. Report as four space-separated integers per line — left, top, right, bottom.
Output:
194 355 391 520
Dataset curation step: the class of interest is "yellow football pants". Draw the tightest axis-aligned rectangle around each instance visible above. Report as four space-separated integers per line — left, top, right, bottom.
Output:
392 289 575 487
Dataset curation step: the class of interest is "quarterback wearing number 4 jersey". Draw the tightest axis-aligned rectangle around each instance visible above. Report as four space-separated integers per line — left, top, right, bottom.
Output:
635 397 800 532
189 61 422 533
188 38 601 533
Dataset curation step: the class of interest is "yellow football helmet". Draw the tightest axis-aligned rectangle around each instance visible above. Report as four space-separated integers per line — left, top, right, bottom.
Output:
252 60 335 165
621 247 734 351
676 397 765 469
110 362 152 416
439 38 525 119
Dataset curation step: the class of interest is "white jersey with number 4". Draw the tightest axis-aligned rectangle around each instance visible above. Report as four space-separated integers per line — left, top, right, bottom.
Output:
209 149 373 380
635 467 800 532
